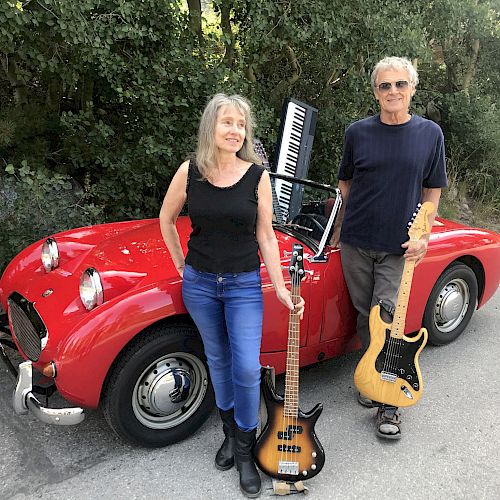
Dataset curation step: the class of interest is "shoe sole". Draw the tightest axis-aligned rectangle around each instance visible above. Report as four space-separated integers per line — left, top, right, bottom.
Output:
239 485 262 498
215 460 234 471
376 430 401 440
357 397 376 408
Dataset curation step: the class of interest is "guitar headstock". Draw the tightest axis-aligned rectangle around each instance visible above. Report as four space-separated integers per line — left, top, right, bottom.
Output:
407 201 435 241
289 244 305 283
253 138 271 171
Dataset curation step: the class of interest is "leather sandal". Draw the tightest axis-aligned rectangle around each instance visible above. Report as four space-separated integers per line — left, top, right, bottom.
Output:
376 407 402 440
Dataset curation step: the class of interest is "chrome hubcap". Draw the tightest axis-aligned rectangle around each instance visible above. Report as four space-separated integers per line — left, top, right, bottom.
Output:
132 353 208 429
433 278 470 333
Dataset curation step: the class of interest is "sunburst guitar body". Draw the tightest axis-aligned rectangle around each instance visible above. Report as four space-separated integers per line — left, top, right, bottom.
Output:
354 202 434 408
254 244 325 481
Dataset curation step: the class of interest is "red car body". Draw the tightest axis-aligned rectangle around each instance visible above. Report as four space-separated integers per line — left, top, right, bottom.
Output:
1 200 499 447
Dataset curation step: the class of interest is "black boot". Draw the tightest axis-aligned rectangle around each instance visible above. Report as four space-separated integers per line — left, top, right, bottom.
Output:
215 408 236 470
235 427 261 498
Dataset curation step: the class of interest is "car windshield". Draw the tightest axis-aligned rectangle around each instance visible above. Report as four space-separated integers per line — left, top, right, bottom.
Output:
269 173 342 259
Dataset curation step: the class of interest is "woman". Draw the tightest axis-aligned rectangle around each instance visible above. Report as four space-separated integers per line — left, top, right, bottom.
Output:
159 93 304 497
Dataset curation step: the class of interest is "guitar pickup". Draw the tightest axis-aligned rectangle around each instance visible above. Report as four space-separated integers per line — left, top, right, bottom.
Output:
380 371 397 383
278 425 303 440
278 444 301 453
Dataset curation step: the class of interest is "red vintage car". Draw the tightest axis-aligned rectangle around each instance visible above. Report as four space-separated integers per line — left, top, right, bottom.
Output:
1 177 499 448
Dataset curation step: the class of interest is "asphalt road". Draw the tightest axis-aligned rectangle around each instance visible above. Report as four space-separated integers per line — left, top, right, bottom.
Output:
1 288 499 500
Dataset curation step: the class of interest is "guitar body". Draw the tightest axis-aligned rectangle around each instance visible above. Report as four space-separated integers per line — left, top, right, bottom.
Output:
354 304 428 408
254 367 325 481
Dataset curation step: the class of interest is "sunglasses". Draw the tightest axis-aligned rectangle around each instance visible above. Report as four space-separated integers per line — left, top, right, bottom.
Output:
376 80 410 92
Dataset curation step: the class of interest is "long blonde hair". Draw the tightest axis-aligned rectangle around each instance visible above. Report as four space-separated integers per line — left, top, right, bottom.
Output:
196 93 261 179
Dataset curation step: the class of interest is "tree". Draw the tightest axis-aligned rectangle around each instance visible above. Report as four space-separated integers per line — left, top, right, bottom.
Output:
1 0 499 271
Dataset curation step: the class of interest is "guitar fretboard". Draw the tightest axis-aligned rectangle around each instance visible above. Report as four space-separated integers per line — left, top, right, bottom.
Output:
391 253 416 338
284 281 301 417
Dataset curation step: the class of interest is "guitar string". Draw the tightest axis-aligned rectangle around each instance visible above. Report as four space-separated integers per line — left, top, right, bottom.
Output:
391 262 411 377
280 268 292 470
395 261 416 387
383 260 415 387
383 207 425 395
281 258 301 473
392 209 424 387
384 262 408 375
291 269 300 471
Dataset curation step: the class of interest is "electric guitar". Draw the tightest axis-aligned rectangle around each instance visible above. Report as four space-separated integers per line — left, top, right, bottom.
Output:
254 244 325 481
354 202 434 408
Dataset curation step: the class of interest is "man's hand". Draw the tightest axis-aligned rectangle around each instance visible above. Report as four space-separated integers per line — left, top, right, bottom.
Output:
401 237 429 266
330 226 341 248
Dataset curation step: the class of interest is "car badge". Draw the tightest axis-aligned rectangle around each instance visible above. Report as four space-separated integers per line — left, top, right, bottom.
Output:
42 288 54 298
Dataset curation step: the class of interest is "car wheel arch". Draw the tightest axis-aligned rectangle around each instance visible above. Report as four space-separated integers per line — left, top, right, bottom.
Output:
100 316 215 447
422 259 481 346
99 314 201 400
455 255 485 304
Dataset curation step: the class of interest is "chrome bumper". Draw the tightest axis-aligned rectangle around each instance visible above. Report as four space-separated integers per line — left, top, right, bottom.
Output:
13 360 85 426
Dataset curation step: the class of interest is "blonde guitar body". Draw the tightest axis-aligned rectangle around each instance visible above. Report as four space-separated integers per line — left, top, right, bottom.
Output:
354 305 427 407
354 201 435 408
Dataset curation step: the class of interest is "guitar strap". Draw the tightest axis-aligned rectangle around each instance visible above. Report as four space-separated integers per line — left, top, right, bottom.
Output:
379 300 395 322
272 479 309 496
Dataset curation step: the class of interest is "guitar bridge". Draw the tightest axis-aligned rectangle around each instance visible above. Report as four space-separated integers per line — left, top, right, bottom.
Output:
380 371 397 383
278 461 299 476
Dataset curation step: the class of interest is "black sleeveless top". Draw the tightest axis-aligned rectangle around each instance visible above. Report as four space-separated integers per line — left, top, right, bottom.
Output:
185 160 265 273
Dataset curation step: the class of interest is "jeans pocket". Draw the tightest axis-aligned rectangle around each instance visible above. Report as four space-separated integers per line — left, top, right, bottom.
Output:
182 265 201 284
231 270 261 288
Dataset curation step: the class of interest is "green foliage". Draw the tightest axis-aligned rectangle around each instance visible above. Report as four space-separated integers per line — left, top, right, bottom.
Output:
0 0 499 273
0 162 103 269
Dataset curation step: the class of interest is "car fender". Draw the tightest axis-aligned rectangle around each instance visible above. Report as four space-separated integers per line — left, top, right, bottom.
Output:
406 227 499 332
54 281 187 409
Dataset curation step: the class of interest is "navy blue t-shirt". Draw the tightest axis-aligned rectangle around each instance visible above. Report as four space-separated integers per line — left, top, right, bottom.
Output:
338 114 448 254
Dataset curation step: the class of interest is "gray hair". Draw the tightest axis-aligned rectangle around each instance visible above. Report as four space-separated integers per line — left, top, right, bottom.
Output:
371 56 419 89
196 93 261 179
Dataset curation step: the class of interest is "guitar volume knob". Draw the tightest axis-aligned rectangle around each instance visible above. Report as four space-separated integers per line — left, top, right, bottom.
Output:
311 464 317 470
312 452 317 458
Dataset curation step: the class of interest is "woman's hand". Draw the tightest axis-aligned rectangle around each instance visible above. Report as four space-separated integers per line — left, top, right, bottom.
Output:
176 263 185 278
276 287 305 320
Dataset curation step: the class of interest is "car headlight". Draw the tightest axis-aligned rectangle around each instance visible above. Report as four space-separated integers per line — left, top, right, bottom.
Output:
41 238 59 272
79 268 104 311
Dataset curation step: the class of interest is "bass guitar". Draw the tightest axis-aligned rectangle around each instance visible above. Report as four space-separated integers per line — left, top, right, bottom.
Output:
254 244 325 481
354 202 434 408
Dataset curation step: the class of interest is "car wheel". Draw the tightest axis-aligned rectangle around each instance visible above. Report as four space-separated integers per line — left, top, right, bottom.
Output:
423 263 478 346
102 323 214 447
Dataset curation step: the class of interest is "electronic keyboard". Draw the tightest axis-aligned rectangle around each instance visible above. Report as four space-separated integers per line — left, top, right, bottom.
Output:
273 98 318 222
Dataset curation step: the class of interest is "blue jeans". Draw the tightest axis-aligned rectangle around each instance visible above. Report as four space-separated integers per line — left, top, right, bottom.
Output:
182 264 263 431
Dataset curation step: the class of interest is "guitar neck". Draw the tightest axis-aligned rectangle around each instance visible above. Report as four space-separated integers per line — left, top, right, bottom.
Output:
390 258 416 338
284 281 301 417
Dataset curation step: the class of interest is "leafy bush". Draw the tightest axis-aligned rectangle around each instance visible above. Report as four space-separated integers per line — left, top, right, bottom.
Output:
0 163 102 270
0 0 499 274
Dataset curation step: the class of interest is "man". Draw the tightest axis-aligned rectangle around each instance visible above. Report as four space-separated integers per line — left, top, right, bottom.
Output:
332 56 447 439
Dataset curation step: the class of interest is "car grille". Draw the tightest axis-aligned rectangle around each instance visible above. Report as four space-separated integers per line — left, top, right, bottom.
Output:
8 292 47 361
